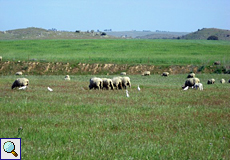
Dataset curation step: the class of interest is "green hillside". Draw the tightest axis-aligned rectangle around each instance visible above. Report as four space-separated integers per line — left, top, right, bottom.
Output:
0 27 114 40
181 28 230 41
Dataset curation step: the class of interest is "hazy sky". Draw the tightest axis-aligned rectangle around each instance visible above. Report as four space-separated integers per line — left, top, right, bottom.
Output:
1 0 229 32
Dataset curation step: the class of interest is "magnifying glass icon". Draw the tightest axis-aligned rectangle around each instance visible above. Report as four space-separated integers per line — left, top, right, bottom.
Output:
3 141 18 157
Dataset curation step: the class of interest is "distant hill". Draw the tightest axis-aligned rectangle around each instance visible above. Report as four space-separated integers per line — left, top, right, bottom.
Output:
0 27 114 40
105 31 189 39
181 28 230 40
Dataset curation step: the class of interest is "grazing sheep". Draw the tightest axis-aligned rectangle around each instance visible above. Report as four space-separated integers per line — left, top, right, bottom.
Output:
102 78 114 90
161 72 169 77
120 76 131 89
220 79 225 84
194 83 203 90
0 56 2 61
112 77 122 90
15 71 23 75
142 71 150 76
64 75 70 80
207 79 215 84
120 72 126 75
182 78 200 89
12 78 29 89
187 73 195 78
89 77 103 90
213 61 221 65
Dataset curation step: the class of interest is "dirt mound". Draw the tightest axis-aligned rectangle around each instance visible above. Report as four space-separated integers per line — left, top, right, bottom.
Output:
0 61 229 75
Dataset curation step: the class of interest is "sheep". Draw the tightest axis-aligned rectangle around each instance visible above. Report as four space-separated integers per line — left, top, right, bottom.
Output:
0 56 2 61
64 75 70 80
213 61 221 65
229 79 230 83
187 73 195 78
15 71 23 75
207 79 215 84
112 77 122 90
194 83 203 90
220 79 225 84
12 78 29 89
120 76 131 89
102 78 114 90
120 72 126 75
89 77 103 90
182 78 200 89
142 71 150 76
161 72 169 77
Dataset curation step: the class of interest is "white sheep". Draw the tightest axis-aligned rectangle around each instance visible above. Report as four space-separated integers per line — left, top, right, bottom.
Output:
102 78 114 90
15 71 23 75
194 83 203 90
182 78 200 89
187 73 195 78
142 71 150 76
220 79 225 84
207 79 215 84
112 77 122 90
161 72 169 77
64 75 70 80
120 72 126 75
120 76 131 89
89 77 103 90
12 78 29 89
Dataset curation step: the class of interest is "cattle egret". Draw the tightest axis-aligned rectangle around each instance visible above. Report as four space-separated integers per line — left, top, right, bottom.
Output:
19 86 27 90
126 90 129 97
183 86 189 90
137 85 140 91
47 87 53 92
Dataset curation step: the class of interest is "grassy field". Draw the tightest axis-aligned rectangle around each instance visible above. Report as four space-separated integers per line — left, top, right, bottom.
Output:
1 39 230 65
0 74 229 159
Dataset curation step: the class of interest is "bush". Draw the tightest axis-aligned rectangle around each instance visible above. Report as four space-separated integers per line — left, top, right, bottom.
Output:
207 35 218 40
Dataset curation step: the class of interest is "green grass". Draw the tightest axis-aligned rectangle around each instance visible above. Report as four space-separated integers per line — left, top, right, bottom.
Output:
0 74 230 159
0 39 230 65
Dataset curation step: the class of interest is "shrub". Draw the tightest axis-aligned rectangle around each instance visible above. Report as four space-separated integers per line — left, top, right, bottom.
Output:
207 35 218 40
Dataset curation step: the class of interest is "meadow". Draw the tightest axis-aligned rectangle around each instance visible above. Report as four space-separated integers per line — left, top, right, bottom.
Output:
0 39 230 65
0 74 230 159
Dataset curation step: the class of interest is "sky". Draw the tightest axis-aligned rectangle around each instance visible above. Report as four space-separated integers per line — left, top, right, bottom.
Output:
0 0 229 32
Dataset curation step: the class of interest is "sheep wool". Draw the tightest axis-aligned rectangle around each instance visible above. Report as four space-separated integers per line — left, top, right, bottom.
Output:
207 79 215 84
162 72 169 77
89 77 103 90
64 75 71 80
102 78 114 90
187 73 195 78
220 79 225 84
15 71 23 75
112 77 122 90
142 71 150 76
12 78 29 89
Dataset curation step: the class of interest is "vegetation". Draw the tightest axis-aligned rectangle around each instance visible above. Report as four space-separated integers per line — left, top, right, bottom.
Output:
181 28 230 41
0 39 230 66
0 74 229 159
207 35 219 40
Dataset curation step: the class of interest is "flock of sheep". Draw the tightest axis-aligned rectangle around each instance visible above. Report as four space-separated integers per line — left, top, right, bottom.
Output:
11 71 229 93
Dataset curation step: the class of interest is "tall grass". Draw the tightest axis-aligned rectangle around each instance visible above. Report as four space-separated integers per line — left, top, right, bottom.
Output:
0 39 230 65
0 74 229 159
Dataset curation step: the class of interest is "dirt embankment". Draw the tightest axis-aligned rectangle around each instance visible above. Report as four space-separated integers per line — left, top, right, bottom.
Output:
0 61 228 75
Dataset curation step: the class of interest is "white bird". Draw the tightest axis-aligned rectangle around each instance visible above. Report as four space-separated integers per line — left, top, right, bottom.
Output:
137 85 140 91
19 86 27 90
126 90 129 97
47 87 53 92
183 86 189 90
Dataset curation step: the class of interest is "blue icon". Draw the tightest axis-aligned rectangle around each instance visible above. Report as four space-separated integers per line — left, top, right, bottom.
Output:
3 141 18 157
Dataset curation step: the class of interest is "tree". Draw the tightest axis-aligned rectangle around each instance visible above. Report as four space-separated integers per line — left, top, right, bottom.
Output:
207 35 218 40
